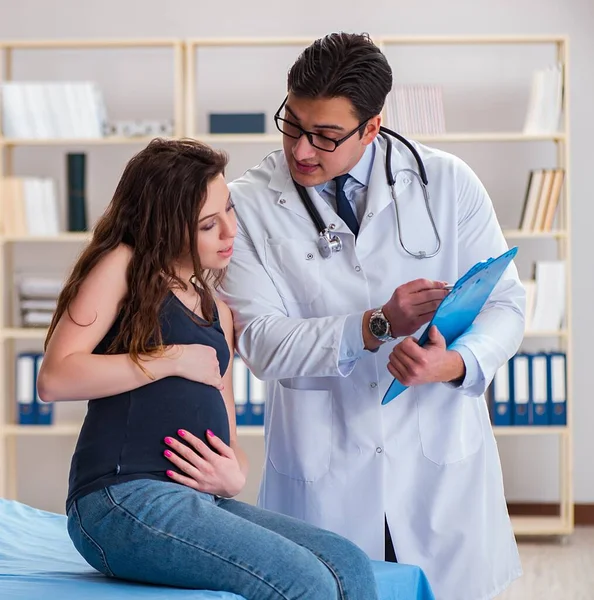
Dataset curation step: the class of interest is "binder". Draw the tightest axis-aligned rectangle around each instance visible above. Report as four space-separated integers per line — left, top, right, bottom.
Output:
35 354 53 425
548 352 567 426
382 246 519 405
530 353 549 426
512 353 530 425
232 354 249 427
248 372 266 426
491 361 512 426
16 353 36 425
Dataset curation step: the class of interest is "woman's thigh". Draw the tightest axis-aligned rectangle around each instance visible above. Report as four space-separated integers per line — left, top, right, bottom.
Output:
68 479 341 600
218 498 378 600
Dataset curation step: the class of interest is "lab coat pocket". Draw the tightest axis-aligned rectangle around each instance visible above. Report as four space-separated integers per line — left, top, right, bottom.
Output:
416 387 484 465
264 238 322 305
268 384 332 482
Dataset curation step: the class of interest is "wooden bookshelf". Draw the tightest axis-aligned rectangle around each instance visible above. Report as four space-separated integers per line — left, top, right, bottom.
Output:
0 35 573 538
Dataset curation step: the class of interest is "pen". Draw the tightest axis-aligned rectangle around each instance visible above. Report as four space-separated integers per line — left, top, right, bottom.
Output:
444 284 454 291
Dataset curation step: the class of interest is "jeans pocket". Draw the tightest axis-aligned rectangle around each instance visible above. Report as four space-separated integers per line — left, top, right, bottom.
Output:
67 502 115 577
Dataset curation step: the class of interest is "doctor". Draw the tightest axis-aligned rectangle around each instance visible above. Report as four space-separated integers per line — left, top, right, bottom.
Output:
219 32 524 600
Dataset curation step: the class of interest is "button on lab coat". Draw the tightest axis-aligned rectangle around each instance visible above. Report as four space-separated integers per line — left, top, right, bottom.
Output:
220 136 524 600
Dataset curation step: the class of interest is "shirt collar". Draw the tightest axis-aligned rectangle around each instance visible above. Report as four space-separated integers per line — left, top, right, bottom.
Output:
314 140 376 194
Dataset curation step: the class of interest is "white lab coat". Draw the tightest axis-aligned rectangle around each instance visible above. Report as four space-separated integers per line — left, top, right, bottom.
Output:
220 135 524 600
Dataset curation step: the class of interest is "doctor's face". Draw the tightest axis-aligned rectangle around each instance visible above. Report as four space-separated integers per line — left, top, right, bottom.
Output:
279 93 380 187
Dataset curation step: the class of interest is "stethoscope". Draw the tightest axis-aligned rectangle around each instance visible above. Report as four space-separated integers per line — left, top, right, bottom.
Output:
292 126 442 260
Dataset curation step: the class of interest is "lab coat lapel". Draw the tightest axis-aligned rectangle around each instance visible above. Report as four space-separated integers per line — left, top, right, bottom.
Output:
269 153 353 237
268 156 315 225
362 136 413 230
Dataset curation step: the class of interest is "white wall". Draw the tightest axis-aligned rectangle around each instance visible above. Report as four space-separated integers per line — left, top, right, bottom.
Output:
2 0 593 513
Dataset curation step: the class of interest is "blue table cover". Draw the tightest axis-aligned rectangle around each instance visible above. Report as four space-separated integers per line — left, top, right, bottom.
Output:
0 499 434 600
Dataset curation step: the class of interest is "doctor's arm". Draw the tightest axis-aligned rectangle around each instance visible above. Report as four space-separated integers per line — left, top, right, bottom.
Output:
218 222 366 381
446 159 526 397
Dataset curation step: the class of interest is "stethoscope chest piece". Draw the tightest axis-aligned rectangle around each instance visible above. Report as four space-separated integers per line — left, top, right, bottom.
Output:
317 230 342 259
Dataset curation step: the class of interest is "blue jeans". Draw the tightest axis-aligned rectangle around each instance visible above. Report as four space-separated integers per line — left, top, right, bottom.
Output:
67 479 378 600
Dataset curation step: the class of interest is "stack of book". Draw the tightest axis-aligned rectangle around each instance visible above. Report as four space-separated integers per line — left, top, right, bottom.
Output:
17 276 62 328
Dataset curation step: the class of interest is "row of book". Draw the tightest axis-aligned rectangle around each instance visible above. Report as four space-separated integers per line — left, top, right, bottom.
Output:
0 152 88 237
518 168 564 233
384 85 446 136
15 354 265 427
1 82 107 139
489 352 567 427
523 261 566 332
0 177 60 237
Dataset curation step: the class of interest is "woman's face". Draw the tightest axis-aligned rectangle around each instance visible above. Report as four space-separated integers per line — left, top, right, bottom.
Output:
196 174 237 270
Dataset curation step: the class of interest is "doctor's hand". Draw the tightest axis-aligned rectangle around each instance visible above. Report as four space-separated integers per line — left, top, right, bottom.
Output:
387 326 466 386
163 429 246 498
383 279 449 337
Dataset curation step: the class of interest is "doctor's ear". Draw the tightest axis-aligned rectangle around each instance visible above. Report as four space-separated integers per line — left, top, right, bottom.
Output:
362 116 381 145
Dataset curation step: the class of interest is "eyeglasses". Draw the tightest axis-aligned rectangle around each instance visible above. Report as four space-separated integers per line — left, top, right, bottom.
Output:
274 96 370 153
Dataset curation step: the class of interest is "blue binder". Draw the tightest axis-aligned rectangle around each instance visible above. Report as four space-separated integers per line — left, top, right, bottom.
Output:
548 352 567 426
512 353 530 425
382 246 518 405
491 360 512 426
530 352 549 426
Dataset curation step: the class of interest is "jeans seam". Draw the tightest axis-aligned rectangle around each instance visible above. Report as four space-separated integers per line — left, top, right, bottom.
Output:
308 553 346 600
102 486 293 599
71 502 115 577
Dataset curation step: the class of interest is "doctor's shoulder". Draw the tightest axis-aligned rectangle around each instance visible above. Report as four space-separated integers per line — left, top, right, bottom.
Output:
228 150 283 202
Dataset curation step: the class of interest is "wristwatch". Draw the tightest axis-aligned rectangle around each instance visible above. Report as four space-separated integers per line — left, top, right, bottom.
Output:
369 307 395 342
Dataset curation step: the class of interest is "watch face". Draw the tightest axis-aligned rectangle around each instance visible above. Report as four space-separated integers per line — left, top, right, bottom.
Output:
370 316 389 337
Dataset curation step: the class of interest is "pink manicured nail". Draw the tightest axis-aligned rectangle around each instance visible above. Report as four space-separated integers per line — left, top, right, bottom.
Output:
166 470 174 477
164 450 172 457
206 429 214 437
164 437 173 445
177 429 186 437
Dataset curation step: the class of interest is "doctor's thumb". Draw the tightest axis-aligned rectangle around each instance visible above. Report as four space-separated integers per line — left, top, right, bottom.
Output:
428 325 444 345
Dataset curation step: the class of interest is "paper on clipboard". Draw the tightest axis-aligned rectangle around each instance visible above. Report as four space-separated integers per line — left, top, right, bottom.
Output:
381 246 519 405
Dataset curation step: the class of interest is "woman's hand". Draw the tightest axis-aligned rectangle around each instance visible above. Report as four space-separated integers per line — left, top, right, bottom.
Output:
163 429 246 498
171 345 223 390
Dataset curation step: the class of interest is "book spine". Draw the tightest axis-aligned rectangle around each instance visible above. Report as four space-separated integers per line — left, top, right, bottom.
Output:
67 152 87 232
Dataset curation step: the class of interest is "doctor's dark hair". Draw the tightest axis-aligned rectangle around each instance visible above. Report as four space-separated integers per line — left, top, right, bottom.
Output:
44 138 228 370
287 32 393 122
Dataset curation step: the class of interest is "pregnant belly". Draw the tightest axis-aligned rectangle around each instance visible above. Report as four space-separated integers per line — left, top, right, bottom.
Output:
118 379 231 475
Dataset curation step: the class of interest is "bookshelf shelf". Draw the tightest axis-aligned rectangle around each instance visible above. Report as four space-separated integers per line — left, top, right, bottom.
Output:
523 329 568 337
503 229 567 239
493 426 568 436
178 132 567 147
0 35 573 540
1 328 48 340
510 515 572 537
0 233 91 243
0 136 165 147
2 423 264 438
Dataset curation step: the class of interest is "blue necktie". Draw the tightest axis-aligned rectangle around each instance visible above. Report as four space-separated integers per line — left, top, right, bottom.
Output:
333 174 359 237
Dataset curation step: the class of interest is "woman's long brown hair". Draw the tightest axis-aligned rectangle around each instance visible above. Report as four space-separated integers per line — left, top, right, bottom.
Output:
44 138 228 371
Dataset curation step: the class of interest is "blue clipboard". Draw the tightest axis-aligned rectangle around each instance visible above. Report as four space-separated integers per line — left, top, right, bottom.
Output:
381 246 518 405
